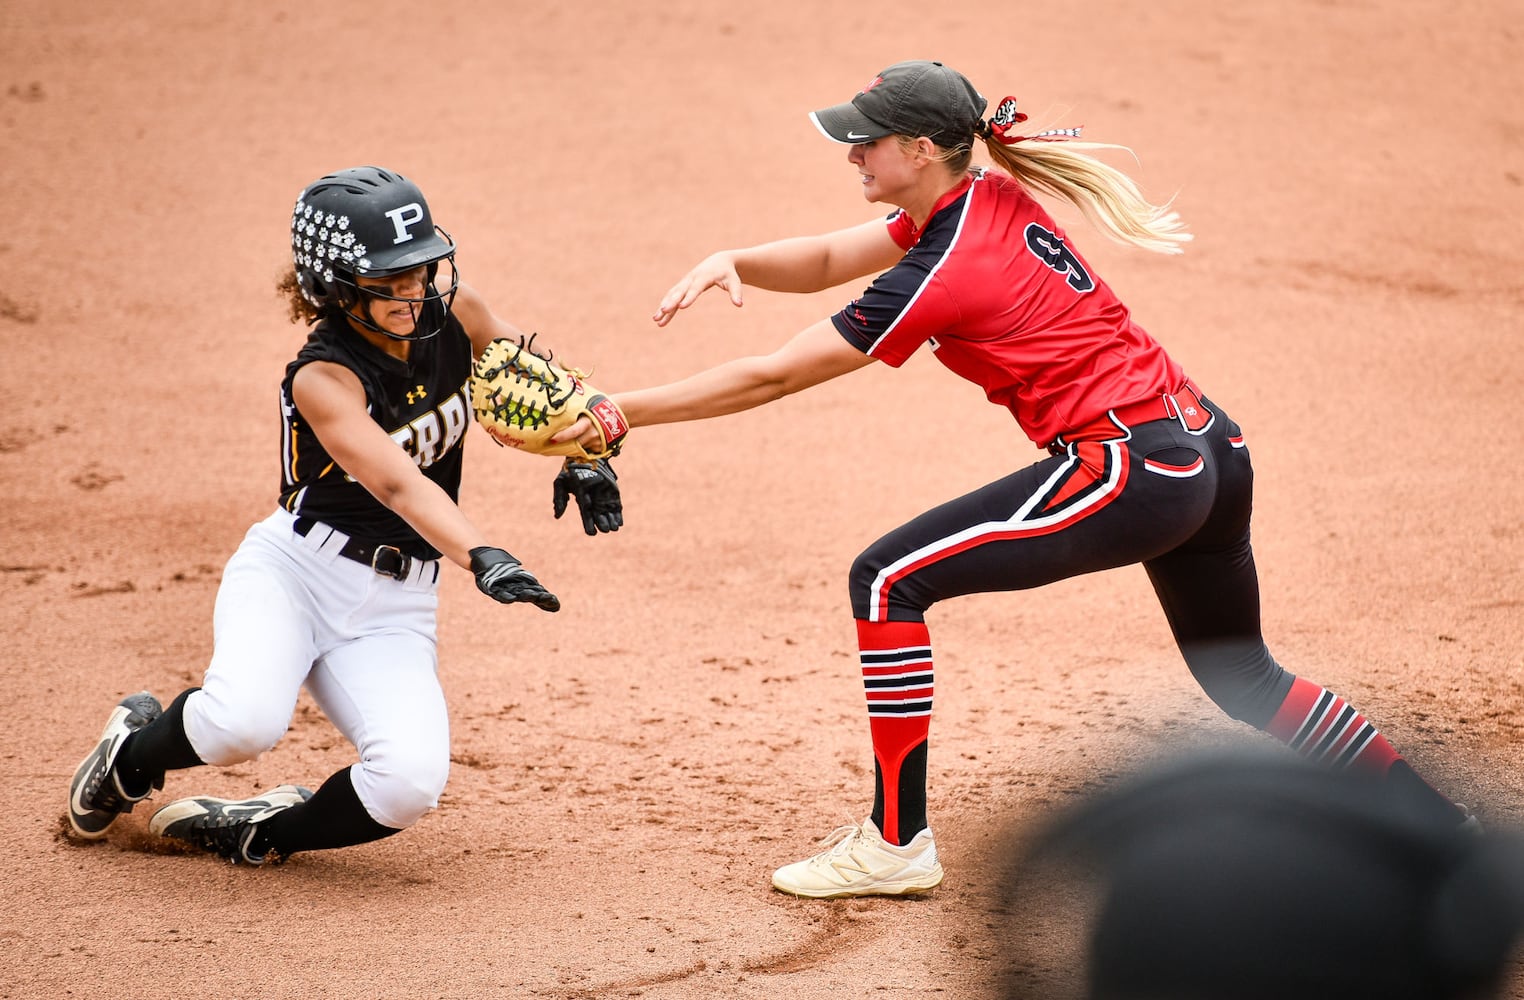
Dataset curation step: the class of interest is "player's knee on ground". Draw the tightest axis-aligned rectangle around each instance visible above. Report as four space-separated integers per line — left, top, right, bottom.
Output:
353 745 450 829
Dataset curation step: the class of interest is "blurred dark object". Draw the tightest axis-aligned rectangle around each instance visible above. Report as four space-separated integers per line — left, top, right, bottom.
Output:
1001 752 1524 1000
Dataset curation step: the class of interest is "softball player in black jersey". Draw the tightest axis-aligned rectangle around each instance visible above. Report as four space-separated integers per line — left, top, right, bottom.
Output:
65 166 594 865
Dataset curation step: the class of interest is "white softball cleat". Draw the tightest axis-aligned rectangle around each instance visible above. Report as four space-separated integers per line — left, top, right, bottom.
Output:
772 817 944 898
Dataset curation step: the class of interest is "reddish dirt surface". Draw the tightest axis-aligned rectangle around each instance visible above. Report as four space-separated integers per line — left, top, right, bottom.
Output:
5 3 1521 997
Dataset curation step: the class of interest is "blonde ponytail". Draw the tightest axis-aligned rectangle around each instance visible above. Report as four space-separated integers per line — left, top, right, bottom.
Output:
980 138 1191 255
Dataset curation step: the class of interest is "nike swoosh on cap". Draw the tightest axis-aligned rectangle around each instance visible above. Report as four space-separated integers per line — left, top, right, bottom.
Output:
846 131 871 140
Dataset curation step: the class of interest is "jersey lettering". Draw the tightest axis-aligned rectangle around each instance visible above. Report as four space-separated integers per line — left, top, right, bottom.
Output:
438 381 470 454
1024 222 1095 293
384 381 473 471
411 411 444 466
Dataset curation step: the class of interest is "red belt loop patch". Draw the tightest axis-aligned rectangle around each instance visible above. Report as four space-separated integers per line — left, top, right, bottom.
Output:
1166 381 1213 433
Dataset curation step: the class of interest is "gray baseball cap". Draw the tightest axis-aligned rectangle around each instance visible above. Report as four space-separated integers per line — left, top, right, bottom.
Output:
809 60 988 147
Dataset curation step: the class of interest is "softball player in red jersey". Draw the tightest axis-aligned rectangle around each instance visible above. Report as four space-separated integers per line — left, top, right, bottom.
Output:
560 60 1472 897
65 166 574 866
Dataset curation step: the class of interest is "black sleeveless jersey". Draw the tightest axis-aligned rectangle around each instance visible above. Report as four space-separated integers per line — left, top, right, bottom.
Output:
277 305 473 560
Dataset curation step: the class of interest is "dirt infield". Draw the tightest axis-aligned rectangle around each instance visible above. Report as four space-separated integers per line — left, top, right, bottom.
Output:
5 2 1521 997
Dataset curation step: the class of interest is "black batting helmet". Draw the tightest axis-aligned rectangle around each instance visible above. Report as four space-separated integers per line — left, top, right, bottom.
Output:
290 166 459 339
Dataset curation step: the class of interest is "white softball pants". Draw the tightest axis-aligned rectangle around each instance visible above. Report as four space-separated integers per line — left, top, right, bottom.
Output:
182 508 450 830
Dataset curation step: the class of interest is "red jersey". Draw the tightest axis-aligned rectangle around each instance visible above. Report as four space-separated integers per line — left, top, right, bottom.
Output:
830 169 1185 447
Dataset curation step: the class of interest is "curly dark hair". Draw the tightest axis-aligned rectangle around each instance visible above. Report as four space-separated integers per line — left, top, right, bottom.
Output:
276 267 324 325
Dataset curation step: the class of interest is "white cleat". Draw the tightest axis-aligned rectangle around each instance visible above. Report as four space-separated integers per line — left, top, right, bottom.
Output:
772 817 944 898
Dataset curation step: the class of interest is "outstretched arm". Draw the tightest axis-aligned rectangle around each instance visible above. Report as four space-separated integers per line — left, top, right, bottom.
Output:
558 320 874 441
549 320 872 451
653 219 902 327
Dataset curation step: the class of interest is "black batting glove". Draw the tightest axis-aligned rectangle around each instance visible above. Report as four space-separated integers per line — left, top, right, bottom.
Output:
468 546 560 612
553 457 623 536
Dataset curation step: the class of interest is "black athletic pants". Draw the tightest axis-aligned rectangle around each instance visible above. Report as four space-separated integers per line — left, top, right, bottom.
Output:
848 390 1293 726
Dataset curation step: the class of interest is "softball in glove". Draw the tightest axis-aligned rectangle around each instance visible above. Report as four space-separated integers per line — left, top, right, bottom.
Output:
470 335 629 461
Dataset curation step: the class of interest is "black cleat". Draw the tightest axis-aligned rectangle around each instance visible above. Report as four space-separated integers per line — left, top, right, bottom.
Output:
68 692 164 839
150 785 314 865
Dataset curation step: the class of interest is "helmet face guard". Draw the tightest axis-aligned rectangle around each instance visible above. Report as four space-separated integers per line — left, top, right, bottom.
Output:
337 238 461 342
291 166 460 341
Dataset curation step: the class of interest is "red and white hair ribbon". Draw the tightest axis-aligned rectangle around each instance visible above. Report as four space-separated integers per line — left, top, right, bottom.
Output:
985 96 1083 144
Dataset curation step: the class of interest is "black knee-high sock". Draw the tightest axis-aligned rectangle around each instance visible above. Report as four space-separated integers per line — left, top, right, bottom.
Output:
116 687 205 796
872 741 929 844
252 766 399 858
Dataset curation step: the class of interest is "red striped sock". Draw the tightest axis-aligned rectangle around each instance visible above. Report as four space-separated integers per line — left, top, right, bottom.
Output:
1263 677 1400 773
1264 677 1467 825
858 619 934 845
